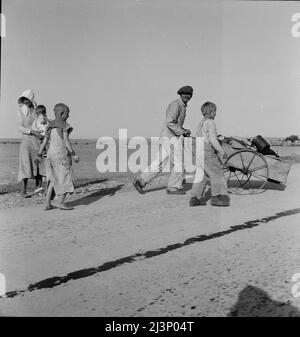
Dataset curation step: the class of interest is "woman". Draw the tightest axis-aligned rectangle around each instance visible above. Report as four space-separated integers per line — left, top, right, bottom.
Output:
17 89 44 197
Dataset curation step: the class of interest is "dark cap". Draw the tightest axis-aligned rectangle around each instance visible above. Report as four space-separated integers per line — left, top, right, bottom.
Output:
177 85 193 95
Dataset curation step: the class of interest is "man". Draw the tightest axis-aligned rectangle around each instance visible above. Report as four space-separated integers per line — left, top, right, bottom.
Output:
133 85 193 195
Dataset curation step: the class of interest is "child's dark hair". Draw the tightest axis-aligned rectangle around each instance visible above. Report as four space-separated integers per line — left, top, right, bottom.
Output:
18 97 34 109
36 105 47 115
201 101 217 115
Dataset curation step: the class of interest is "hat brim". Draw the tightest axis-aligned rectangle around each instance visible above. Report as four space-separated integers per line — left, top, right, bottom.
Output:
178 91 193 95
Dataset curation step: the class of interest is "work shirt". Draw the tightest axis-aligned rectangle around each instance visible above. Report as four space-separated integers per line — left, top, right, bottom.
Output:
160 98 187 138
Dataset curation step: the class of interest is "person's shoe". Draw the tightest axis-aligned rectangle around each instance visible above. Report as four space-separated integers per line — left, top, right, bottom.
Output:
189 196 207 207
218 195 230 204
133 177 146 194
166 188 186 195
211 195 229 207
57 203 74 210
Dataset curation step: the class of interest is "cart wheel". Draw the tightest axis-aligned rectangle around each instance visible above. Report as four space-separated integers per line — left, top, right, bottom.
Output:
224 150 269 195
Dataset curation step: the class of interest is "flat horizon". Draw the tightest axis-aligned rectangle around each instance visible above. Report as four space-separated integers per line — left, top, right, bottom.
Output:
0 136 296 142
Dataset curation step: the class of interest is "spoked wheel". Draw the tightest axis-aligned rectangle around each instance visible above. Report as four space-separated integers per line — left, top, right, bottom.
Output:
224 150 269 195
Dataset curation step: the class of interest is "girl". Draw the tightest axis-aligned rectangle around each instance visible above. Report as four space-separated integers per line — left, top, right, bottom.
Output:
36 103 79 210
17 89 44 197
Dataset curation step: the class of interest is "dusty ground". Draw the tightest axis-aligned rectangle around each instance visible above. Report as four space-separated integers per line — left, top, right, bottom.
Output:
0 166 300 316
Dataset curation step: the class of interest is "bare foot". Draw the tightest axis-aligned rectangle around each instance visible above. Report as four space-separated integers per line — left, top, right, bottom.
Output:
44 204 55 211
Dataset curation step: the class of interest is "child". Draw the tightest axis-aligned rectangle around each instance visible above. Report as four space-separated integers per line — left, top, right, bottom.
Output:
31 105 49 137
190 101 230 207
36 103 79 210
31 105 49 194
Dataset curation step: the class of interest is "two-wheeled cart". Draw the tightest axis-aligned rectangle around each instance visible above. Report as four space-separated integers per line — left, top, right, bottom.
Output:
221 136 291 195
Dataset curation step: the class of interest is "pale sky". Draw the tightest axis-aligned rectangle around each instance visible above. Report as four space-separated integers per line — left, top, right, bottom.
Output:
0 0 299 139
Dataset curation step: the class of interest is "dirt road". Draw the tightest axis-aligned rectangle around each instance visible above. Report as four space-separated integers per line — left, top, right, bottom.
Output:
0 166 300 316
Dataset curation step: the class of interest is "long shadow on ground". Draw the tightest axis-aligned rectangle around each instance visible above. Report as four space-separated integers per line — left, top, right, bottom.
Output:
228 285 300 317
145 182 194 194
67 184 124 207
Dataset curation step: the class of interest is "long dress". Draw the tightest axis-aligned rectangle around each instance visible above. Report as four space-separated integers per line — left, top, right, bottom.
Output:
17 109 45 181
46 125 74 196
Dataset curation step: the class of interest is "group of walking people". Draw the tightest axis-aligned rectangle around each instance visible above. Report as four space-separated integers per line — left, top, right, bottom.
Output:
17 89 79 210
17 85 230 210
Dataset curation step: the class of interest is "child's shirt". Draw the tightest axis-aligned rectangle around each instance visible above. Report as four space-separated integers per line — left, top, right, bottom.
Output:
196 118 223 153
31 118 49 136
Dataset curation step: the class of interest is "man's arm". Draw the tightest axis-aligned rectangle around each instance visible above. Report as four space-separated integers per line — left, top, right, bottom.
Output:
166 102 188 136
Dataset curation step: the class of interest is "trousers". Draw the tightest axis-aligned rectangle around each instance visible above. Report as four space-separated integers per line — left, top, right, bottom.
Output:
139 137 184 189
191 142 228 198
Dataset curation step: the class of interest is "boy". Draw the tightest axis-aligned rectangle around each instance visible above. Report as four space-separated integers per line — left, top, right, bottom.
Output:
190 101 230 207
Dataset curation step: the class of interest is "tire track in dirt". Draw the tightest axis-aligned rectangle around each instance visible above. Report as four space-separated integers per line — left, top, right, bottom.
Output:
2 207 300 299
